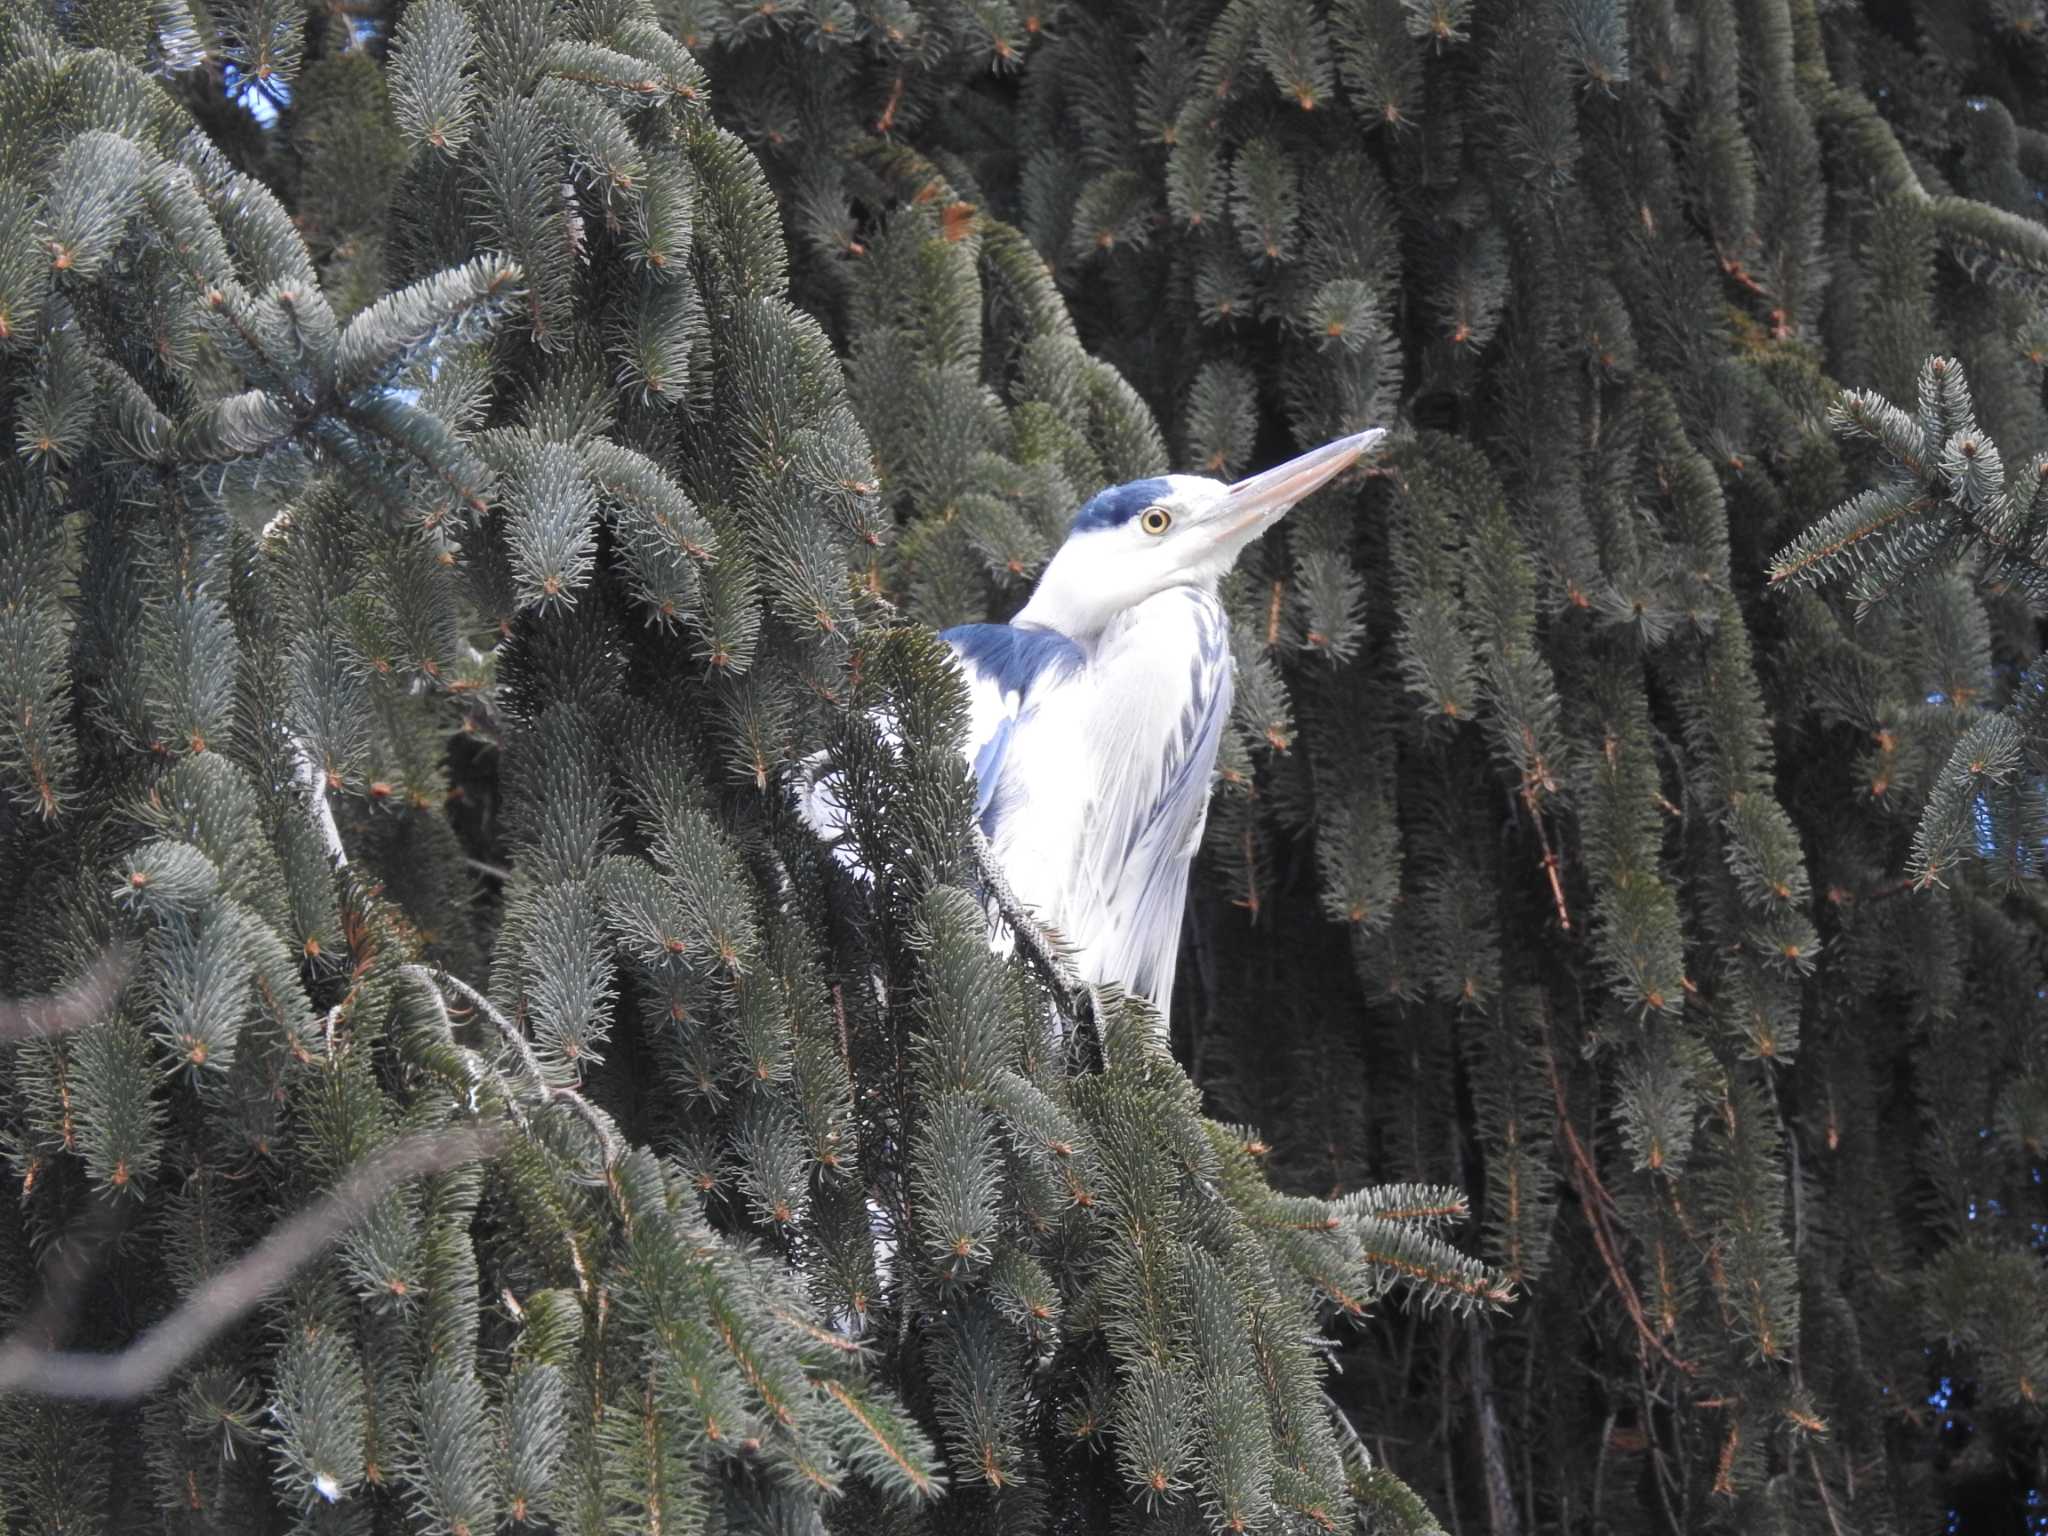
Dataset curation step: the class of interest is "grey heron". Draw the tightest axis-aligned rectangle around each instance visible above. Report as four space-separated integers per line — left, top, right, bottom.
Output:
805 428 1384 1036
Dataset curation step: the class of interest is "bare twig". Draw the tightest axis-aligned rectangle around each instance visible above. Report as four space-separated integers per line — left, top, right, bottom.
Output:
405 965 624 1168
0 1128 497 1401
1469 1323 1523 1536
0 944 132 1042
1520 786 1573 934
1807 1446 1847 1536
1545 1041 1696 1377
417 967 549 1090
545 1088 626 1169
1592 1404 1616 1527
291 741 348 870
403 969 603 1293
1641 1359 1687 1536
1439 1329 1464 1536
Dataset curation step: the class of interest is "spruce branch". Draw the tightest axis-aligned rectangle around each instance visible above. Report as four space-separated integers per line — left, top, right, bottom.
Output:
333 254 523 397
407 965 625 1169
390 0 481 154
816 1377 943 1499
1333 1183 1472 1230
40 131 147 278
1772 360 2048 603
177 386 297 461
968 823 1107 1069
289 733 621 1173
1766 484 1929 591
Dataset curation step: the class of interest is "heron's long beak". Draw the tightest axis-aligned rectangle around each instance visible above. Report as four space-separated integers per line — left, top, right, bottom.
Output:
1209 428 1385 547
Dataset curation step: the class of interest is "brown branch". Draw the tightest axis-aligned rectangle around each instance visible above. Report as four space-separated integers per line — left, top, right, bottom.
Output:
1545 1044 1696 1377
1807 1446 1848 1536
1521 785 1573 934
874 74 906 135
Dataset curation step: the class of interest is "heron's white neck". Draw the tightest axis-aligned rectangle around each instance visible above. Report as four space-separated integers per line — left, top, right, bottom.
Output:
1014 546 1222 650
1011 591 1096 648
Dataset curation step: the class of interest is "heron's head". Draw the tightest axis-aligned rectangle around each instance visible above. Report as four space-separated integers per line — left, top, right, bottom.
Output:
1016 428 1384 641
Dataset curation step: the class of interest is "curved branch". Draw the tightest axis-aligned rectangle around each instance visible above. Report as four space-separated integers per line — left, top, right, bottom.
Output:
0 1128 498 1401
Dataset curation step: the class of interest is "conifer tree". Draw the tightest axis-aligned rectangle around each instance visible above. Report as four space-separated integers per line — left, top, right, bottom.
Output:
675 1 2048 1530
0 4 1498 1534
4 2 2048 1535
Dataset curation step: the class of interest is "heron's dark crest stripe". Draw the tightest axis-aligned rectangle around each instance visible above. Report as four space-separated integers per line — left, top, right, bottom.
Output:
1070 476 1173 533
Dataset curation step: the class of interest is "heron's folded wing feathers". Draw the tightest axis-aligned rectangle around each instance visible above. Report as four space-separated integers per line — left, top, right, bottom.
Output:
802 606 1226 1032
942 622 1085 836
972 593 1232 1025
1074 596 1232 1008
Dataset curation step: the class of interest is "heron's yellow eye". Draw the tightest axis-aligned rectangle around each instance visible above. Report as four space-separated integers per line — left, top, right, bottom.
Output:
1139 507 1172 535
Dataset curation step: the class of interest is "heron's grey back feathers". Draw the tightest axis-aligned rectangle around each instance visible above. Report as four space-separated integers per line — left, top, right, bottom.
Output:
794 594 1235 1037
949 589 1231 1031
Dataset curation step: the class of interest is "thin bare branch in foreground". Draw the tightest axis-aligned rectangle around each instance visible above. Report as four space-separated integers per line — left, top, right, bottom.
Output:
0 1127 497 1402
0 944 132 1042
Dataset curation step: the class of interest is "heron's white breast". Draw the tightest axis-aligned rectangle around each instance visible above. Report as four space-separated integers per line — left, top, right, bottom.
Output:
992 586 1233 965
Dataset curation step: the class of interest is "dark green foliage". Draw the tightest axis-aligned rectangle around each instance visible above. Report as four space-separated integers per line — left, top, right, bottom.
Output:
663 0 2048 1531
6 1 2048 1533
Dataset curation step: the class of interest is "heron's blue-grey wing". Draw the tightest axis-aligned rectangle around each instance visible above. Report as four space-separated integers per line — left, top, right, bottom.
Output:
971 590 1233 1031
796 623 1077 879
940 622 1085 837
